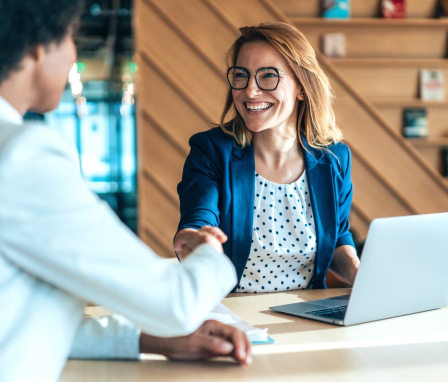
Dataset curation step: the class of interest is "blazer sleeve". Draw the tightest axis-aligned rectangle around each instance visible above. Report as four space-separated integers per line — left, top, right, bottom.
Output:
177 132 223 231
335 144 356 249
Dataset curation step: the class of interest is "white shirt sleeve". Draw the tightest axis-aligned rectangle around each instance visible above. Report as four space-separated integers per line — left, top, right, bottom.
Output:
69 315 141 359
0 123 237 339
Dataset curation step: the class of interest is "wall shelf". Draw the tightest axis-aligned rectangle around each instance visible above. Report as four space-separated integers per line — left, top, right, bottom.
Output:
291 18 448 27
372 99 448 107
407 138 448 147
330 58 448 67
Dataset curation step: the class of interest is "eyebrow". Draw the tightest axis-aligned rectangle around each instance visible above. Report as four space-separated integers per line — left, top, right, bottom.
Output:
234 66 287 74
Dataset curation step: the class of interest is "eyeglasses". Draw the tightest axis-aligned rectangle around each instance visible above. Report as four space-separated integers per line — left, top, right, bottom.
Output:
226 66 285 91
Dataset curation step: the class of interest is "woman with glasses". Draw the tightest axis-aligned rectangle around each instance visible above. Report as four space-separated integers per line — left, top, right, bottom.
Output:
174 22 359 292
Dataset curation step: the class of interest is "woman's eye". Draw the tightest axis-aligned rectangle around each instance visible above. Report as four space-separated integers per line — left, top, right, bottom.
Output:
261 71 278 79
235 72 248 78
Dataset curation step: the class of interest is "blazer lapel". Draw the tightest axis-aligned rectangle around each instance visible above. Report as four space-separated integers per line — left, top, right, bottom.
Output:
303 142 336 288
230 143 255 282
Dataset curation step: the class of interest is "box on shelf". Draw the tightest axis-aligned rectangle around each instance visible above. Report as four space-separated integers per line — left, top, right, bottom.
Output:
321 0 350 19
381 0 405 18
437 0 448 18
443 147 448 176
402 108 428 138
321 33 346 58
420 69 445 101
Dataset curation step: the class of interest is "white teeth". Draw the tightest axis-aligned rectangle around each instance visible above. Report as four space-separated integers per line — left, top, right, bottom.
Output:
246 103 271 111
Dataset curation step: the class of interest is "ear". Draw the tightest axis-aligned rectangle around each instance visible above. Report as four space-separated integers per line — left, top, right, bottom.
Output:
297 87 305 101
28 44 46 64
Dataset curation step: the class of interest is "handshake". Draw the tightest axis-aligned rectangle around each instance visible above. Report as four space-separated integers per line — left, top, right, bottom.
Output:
174 226 228 260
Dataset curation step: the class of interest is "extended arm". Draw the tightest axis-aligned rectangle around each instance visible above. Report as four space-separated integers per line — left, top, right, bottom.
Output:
70 316 251 365
0 126 237 338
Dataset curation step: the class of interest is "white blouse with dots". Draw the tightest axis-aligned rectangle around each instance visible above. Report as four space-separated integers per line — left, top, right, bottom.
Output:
236 171 317 293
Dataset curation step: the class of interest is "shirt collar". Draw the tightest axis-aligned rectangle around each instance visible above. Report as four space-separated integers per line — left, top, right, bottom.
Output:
0 96 23 125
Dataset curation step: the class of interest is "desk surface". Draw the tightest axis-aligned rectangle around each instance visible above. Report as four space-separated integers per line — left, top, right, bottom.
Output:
61 289 448 381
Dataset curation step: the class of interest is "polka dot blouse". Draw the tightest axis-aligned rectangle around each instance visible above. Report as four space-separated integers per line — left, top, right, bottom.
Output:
236 171 317 293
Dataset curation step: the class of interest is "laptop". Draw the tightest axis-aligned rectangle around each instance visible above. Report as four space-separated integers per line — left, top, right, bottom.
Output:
270 213 448 326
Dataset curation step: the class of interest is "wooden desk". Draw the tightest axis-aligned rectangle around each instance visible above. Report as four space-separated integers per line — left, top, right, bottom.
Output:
61 289 448 381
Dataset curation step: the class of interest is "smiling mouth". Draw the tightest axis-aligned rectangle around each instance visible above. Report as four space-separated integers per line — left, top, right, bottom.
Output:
244 102 273 112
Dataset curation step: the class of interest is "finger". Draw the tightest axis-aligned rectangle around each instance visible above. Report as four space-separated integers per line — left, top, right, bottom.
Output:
174 231 204 258
199 226 228 243
230 328 252 365
201 320 252 365
193 333 235 356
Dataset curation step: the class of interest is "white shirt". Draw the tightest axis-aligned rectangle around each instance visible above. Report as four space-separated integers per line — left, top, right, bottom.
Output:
0 97 237 382
237 172 316 292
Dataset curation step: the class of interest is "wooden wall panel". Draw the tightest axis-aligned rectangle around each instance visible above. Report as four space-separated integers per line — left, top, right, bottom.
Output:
140 115 186 199
210 0 280 28
333 60 448 100
139 174 179 257
331 80 448 211
138 0 227 118
137 57 212 148
154 0 238 63
415 146 445 174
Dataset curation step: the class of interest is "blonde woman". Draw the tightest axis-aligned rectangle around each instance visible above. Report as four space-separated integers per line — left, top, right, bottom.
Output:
174 22 359 292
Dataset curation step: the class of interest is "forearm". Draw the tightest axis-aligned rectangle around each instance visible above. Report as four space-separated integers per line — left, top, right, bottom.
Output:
139 332 170 355
330 245 360 286
139 320 252 365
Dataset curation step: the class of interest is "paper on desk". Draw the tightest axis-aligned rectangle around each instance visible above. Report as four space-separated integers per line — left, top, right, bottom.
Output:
206 303 272 344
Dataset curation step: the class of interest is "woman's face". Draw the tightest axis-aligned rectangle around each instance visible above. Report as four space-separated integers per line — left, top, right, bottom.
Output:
232 42 303 135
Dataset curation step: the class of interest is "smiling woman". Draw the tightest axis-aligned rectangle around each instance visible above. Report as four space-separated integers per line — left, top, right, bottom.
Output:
174 22 360 293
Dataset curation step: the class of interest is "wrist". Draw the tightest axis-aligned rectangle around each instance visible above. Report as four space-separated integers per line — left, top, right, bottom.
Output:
139 333 170 355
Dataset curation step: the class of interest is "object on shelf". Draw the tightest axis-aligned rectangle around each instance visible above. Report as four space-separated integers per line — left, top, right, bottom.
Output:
321 32 346 58
402 108 428 138
381 0 405 19
437 0 448 18
420 69 445 101
321 0 350 19
443 147 448 176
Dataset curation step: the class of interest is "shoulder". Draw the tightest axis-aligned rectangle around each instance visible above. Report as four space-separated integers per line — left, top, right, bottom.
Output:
1 121 73 153
190 127 235 148
321 142 351 174
188 127 238 159
0 121 77 170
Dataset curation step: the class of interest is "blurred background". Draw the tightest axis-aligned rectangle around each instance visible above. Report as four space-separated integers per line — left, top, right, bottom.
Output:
26 0 137 232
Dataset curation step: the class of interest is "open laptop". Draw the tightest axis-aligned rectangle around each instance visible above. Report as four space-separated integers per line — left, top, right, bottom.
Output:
270 213 448 326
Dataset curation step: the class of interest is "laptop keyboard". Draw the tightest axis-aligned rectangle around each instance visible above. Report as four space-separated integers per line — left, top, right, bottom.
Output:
306 305 347 320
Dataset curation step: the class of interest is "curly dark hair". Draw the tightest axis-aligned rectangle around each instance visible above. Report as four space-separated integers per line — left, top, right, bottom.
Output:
0 0 83 83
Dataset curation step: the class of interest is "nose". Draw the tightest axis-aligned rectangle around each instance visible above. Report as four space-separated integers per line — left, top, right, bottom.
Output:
245 75 262 97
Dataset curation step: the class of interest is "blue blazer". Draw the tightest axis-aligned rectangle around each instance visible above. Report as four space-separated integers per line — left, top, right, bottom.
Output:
177 127 355 289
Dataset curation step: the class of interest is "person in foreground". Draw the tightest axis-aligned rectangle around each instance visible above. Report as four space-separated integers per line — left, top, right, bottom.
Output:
175 22 360 292
0 1 250 381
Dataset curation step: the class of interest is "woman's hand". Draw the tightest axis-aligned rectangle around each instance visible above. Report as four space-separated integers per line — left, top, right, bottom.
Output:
139 320 252 365
329 245 360 286
174 226 228 260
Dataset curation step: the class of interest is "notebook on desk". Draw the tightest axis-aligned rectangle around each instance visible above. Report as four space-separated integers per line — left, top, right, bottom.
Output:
270 213 448 326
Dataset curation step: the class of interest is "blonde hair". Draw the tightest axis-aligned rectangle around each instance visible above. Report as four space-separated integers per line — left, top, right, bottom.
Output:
219 22 343 149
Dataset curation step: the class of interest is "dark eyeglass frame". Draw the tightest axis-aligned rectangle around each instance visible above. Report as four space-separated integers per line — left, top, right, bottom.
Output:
226 66 284 91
